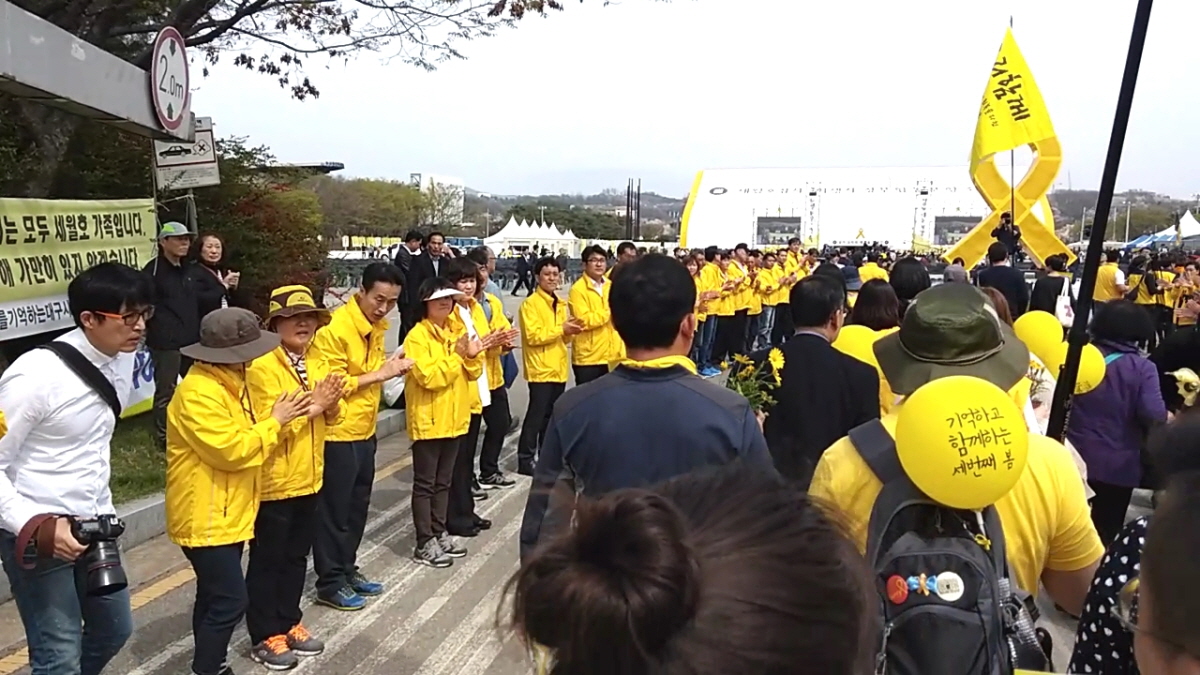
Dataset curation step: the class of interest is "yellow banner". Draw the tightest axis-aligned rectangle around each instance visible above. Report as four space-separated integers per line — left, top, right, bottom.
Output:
0 198 156 304
970 29 1057 173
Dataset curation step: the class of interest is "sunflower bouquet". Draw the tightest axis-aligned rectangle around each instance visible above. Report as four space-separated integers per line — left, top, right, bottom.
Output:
726 348 785 411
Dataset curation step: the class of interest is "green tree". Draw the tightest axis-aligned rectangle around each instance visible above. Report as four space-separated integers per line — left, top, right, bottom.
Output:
309 176 426 240
2 0 620 198
506 203 623 239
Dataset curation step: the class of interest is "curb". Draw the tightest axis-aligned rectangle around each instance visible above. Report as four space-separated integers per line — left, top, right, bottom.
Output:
0 408 406 605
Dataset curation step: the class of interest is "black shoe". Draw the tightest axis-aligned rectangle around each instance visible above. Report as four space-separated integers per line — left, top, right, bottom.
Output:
479 472 516 489
474 518 492 531
448 525 481 537
517 462 535 477
472 487 488 501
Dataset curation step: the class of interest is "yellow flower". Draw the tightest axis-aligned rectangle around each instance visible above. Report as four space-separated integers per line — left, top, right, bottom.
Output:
768 348 785 373
732 353 754 366
773 371 782 386
719 361 728 370
737 366 755 380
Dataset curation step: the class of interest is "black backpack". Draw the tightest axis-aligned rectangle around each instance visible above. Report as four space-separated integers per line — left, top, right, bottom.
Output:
848 420 1049 675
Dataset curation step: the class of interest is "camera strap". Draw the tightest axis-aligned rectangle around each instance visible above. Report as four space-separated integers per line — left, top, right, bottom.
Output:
15 514 63 569
37 342 122 419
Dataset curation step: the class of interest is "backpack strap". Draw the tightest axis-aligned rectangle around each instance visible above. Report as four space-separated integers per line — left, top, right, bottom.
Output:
38 342 122 419
1104 352 1126 366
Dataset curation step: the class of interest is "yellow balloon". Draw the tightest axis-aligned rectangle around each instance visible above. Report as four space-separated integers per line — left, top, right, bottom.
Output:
1042 342 1108 394
833 324 878 365
895 376 1030 509
1076 344 1108 394
1012 310 1064 363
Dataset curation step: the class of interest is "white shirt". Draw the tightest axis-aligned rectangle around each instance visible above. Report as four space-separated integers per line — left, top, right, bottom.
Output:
0 329 133 534
456 305 491 408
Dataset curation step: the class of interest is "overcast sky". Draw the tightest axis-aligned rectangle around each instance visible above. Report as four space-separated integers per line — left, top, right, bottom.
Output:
194 0 1200 199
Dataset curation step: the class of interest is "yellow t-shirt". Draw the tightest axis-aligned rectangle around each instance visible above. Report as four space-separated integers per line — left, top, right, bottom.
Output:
809 410 1104 597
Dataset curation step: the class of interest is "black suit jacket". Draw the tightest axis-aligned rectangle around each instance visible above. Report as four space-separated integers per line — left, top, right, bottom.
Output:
761 333 881 486
400 253 445 325
977 264 1030 318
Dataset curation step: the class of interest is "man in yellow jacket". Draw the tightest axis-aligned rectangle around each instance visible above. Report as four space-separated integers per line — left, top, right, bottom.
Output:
518 257 582 476
243 286 347 670
569 245 622 386
310 263 413 610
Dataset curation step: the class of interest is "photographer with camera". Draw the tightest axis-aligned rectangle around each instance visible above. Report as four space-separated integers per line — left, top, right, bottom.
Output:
0 263 154 675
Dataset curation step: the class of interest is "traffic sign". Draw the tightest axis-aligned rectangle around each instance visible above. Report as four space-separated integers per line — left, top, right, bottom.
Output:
154 117 220 189
150 27 190 132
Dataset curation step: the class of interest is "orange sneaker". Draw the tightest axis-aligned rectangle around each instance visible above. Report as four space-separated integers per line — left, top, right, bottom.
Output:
286 624 325 656
251 634 298 671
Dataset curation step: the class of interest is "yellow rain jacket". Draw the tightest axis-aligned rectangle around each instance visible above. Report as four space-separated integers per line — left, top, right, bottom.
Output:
454 298 493 414
694 273 709 322
403 318 483 440
728 261 750 312
757 265 780 307
480 292 512 391
569 275 621 367
166 363 282 548
520 289 572 383
312 299 388 442
246 346 346 502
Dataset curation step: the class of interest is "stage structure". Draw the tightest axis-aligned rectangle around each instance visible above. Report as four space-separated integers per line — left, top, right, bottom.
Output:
679 166 997 251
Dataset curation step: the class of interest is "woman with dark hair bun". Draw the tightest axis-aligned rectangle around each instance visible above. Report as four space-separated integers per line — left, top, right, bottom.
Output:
888 257 930 318
508 465 876 675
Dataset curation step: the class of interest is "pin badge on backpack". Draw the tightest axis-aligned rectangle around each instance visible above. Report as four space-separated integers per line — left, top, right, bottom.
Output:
886 575 909 605
935 571 965 602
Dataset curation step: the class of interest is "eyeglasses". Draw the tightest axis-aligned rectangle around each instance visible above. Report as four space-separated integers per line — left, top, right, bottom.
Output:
95 308 155 326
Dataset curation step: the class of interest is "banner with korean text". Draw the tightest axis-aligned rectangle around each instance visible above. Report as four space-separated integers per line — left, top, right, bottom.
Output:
0 198 156 340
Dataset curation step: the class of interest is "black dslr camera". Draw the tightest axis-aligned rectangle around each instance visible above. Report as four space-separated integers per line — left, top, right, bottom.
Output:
70 515 127 596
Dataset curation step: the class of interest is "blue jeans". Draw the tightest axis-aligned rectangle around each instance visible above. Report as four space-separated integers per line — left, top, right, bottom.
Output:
755 306 776 351
0 531 132 675
698 317 719 368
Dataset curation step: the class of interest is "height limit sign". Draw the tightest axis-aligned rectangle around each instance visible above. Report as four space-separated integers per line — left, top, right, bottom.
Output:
150 27 191 133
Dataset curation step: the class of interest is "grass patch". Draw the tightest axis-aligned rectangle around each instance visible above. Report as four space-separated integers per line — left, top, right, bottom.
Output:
110 414 166 504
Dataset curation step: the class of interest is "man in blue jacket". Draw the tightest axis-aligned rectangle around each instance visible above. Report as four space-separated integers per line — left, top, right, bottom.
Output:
518 254 774 560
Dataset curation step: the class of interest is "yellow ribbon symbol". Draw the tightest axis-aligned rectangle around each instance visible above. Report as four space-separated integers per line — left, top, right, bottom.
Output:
946 29 1074 268
855 228 865 240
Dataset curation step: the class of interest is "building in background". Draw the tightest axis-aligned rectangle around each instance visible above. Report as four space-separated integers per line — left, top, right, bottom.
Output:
679 166 1005 251
410 172 465 228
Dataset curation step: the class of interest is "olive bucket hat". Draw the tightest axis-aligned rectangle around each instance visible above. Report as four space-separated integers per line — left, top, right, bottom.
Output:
872 283 1029 396
181 308 281 365
264 285 330 327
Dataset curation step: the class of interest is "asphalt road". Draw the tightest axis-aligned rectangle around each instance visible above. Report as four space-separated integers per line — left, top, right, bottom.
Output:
0 292 1151 674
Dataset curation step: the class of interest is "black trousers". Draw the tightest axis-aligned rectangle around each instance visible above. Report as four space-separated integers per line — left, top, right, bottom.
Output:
412 438 460 546
1089 479 1134 547
713 311 748 364
513 272 534 296
518 382 566 468
151 349 193 451
572 364 608 386
447 416 483 533
313 438 376 597
246 494 317 643
479 387 510 479
183 543 247 675
772 303 791 346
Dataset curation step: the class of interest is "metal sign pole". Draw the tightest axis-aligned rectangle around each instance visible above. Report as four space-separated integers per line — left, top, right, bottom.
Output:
1046 0 1155 441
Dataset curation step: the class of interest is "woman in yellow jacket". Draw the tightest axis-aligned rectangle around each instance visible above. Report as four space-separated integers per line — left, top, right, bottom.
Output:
404 278 485 569
443 259 518 536
243 286 347 670
166 308 312 675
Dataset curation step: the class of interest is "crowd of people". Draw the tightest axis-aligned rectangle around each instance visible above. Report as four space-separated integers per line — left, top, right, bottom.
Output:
0 219 1197 675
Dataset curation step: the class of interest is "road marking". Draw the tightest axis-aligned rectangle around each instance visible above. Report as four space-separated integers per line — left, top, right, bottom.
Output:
123 447 516 675
413 560 520 675
348 512 524 673
454 623 518 675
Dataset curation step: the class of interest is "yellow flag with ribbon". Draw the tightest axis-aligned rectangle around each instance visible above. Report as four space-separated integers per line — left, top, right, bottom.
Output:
970 28 1056 172
948 28 1073 269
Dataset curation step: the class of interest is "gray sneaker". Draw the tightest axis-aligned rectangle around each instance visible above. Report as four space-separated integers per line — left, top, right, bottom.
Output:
437 532 467 558
413 538 452 568
250 636 299 671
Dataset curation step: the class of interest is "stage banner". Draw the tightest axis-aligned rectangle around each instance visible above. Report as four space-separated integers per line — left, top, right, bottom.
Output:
0 198 156 340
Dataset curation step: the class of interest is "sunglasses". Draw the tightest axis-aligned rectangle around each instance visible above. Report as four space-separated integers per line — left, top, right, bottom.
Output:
95 308 155 326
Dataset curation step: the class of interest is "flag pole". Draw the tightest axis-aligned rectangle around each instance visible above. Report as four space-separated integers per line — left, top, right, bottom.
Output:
1046 0 1155 441
1009 16 1017 233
